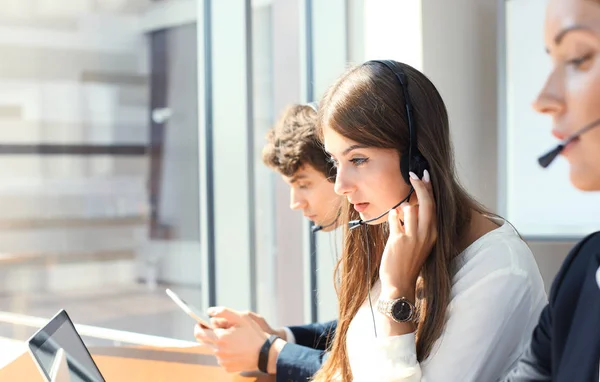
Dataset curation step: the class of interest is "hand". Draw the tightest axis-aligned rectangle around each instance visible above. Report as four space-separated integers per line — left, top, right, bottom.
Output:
200 307 270 374
379 169 437 299
240 311 288 341
209 310 288 341
193 325 218 350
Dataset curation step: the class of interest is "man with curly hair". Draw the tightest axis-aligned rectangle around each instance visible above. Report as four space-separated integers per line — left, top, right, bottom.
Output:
194 103 341 381
262 103 340 232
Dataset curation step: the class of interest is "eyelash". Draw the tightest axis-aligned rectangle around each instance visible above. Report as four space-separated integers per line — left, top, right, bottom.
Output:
567 53 593 68
350 158 369 166
328 157 369 168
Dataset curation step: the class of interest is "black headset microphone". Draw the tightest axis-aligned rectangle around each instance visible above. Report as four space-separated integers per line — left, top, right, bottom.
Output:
538 118 600 168
348 188 414 230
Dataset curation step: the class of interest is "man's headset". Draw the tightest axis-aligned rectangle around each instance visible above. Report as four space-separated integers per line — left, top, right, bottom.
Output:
348 60 430 230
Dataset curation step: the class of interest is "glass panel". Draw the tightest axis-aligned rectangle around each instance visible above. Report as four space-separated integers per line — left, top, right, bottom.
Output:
0 2 201 343
251 0 277 325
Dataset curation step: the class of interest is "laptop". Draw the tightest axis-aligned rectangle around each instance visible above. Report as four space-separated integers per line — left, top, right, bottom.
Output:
27 310 105 382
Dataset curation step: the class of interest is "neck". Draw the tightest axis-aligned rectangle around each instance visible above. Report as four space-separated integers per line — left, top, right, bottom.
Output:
457 210 500 255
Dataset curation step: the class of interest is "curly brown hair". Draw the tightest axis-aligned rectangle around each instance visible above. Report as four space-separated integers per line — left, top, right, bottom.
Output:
262 104 334 179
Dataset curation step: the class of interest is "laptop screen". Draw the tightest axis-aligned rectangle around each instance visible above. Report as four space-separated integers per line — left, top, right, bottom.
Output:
28 310 105 382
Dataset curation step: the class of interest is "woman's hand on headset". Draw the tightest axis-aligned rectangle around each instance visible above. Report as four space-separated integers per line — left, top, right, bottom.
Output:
379 169 437 300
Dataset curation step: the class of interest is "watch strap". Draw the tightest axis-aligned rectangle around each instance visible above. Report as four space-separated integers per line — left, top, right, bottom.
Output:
257 334 279 373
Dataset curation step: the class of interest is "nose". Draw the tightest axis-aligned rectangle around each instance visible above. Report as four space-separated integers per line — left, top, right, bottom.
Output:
532 70 565 117
289 188 307 210
333 166 355 196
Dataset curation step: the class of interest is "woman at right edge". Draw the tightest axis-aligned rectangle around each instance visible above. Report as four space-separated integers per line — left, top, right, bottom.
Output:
503 0 600 380
309 59 547 381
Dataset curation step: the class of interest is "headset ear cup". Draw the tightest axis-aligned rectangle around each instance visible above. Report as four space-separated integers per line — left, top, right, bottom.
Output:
412 154 430 180
401 152 429 184
400 152 410 184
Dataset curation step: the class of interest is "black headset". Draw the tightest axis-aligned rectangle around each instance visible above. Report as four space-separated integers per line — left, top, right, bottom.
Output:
370 60 429 185
348 60 430 230
357 61 431 337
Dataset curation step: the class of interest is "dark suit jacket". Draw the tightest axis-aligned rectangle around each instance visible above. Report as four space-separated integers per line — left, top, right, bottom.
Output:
275 320 337 382
504 232 600 381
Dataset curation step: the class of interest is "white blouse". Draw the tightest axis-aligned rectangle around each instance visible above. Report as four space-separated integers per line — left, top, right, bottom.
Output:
346 220 547 381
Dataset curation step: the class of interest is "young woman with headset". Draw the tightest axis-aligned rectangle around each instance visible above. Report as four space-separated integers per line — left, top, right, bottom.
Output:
309 60 547 381
502 0 600 380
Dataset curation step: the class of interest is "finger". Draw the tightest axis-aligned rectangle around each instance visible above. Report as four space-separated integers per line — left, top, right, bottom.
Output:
422 170 436 237
245 310 257 318
409 171 435 237
245 311 263 323
388 207 404 236
194 325 218 345
210 317 231 329
401 202 418 237
208 306 245 325
422 169 433 190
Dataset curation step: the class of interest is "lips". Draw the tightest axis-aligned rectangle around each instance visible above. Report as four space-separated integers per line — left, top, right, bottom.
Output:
353 203 370 213
552 129 567 141
552 128 580 156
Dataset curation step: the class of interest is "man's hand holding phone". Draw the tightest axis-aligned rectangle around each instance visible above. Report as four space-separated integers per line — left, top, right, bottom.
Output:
201 307 277 374
167 289 286 374
165 288 217 349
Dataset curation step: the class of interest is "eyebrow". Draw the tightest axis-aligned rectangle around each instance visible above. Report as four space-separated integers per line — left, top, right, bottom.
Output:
342 144 369 156
289 174 308 183
547 25 593 52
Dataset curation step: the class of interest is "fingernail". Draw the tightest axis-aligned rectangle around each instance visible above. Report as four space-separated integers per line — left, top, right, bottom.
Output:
423 170 430 183
207 307 216 316
409 171 419 180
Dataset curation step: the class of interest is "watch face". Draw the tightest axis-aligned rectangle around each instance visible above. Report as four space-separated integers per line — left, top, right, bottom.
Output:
391 300 412 321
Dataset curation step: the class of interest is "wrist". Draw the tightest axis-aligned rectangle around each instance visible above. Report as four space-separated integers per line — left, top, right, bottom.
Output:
377 293 418 336
274 328 287 341
266 338 286 374
380 284 416 304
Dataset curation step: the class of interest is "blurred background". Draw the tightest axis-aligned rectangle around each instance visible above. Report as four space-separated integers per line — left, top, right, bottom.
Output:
0 0 597 364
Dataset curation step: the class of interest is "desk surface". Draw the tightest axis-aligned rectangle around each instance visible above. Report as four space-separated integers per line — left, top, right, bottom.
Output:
0 345 275 382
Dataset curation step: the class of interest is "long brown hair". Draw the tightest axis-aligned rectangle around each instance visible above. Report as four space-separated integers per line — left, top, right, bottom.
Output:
312 61 491 381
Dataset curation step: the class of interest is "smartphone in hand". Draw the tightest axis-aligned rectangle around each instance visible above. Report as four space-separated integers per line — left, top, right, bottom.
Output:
165 288 213 329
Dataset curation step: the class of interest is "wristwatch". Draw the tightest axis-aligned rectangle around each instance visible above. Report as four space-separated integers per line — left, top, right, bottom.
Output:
377 297 417 323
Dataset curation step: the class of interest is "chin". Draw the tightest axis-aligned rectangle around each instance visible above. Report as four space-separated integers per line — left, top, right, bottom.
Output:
569 168 600 191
